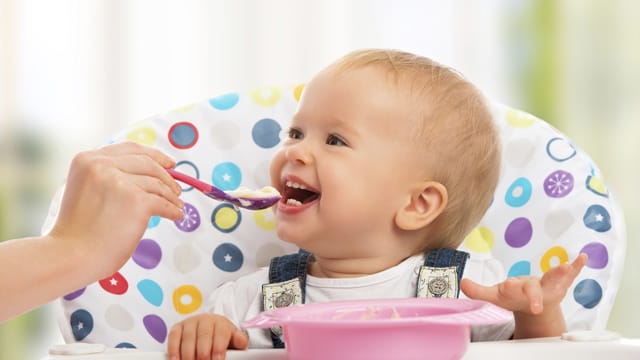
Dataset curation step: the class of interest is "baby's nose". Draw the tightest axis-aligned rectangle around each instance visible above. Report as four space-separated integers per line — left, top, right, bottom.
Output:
285 142 313 165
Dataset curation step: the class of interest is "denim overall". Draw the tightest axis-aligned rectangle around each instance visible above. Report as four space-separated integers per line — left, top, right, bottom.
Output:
263 248 469 348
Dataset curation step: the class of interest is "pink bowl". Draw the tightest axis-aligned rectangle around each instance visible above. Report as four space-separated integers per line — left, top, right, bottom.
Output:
243 298 512 360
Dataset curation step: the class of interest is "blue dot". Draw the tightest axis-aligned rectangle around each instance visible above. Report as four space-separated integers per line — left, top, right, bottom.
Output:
169 122 199 149
116 343 137 349
583 204 612 232
147 216 160 229
137 279 164 307
505 177 532 207
174 160 200 192
70 309 94 341
252 118 282 148
212 243 244 272
209 93 239 110
212 162 242 191
573 279 603 309
507 260 531 277
546 137 577 162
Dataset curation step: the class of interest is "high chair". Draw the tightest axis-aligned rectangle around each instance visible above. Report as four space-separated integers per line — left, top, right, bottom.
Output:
41 84 626 351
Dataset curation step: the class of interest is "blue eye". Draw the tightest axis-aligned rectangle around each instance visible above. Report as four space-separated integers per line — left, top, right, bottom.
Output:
288 128 303 140
326 134 347 146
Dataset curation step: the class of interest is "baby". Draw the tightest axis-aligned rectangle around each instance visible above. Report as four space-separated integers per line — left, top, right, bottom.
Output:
167 49 587 360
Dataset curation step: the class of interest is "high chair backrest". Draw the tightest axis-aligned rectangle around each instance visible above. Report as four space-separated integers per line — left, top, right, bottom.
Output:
43 85 625 350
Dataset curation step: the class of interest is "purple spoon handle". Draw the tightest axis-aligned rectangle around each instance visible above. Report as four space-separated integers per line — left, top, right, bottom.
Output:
167 168 280 210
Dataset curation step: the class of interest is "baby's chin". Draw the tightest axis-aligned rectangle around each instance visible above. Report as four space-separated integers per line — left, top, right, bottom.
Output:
275 229 312 250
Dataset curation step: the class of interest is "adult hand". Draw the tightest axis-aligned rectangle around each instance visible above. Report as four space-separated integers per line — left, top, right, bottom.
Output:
49 141 184 281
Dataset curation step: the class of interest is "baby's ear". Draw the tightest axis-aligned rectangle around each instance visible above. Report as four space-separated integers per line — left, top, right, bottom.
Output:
394 181 447 231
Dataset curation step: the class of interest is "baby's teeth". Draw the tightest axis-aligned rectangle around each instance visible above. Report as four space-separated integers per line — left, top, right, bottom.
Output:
285 181 306 190
286 199 303 206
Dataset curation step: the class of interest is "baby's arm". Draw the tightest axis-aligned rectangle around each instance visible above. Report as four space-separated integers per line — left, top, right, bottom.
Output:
461 253 588 339
167 313 248 360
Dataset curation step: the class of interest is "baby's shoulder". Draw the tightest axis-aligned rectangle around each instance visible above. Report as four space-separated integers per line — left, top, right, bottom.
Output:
210 267 270 307
231 267 271 293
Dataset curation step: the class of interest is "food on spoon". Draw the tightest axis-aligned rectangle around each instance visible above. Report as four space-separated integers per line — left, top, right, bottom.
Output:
225 186 281 199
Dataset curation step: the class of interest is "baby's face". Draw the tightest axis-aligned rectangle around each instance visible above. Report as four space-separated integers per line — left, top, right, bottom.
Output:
269 67 427 258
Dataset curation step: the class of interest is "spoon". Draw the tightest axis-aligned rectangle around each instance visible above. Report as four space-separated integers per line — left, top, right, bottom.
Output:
167 168 281 210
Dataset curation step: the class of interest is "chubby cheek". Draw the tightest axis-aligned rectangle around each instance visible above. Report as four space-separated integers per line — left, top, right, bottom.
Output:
269 150 286 187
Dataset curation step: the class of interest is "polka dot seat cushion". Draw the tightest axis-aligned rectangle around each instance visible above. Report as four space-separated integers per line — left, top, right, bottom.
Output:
43 86 625 350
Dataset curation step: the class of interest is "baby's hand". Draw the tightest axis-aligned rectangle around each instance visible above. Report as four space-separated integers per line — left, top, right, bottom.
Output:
167 314 249 360
461 253 588 338
461 253 587 314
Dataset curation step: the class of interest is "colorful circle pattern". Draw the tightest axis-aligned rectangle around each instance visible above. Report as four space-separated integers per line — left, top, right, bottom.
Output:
57 86 301 350
462 106 622 329
56 93 622 350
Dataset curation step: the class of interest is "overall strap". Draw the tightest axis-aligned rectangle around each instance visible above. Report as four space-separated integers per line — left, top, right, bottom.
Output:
267 249 313 300
264 249 313 348
417 248 469 298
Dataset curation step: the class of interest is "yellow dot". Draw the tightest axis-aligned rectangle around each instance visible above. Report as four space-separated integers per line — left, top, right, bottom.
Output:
172 103 197 113
506 109 537 128
587 175 608 196
540 246 569 273
254 209 276 231
214 207 240 231
293 84 305 102
251 87 281 107
126 126 157 146
172 285 202 314
464 226 494 253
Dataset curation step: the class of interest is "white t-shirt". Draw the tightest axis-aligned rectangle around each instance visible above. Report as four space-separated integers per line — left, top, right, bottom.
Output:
207 253 515 348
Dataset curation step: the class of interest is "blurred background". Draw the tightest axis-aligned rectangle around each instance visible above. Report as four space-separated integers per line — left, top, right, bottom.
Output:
1 0 639 359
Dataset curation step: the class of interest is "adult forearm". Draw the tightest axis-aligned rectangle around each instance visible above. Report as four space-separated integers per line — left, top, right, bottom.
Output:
0 235 92 322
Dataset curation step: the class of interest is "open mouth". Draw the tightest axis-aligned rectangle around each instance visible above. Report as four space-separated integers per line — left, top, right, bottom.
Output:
282 180 320 206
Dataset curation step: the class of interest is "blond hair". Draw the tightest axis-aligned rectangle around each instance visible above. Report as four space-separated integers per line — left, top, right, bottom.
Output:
328 49 501 250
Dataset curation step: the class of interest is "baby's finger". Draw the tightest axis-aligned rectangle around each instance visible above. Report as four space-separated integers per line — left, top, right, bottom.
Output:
522 280 543 314
167 323 184 360
196 319 215 360
460 278 500 304
211 321 233 360
179 320 199 360
570 253 588 276
230 329 249 350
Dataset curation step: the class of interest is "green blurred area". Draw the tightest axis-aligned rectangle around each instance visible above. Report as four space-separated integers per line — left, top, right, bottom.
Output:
0 129 59 360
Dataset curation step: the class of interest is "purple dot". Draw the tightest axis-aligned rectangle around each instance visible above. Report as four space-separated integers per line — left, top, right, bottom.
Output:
505 217 533 248
174 202 201 232
544 170 574 198
64 287 86 301
133 239 162 269
143 314 167 343
580 242 609 269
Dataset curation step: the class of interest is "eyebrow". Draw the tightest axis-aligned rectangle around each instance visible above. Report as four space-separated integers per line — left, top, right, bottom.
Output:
291 112 361 141
325 114 361 138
